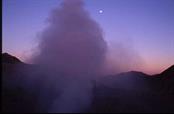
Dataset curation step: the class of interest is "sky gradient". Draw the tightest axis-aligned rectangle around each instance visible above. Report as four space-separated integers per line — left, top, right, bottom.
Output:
2 0 174 74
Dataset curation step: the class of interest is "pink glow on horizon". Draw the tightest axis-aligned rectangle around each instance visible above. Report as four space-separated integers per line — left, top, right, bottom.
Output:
13 53 172 75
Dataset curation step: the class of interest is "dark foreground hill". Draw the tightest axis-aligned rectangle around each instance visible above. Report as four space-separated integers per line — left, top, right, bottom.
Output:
1 53 174 113
91 65 174 113
2 53 22 64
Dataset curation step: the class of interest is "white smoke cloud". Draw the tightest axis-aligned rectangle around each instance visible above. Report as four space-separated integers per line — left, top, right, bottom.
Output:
28 0 146 112
32 0 106 75
30 0 107 113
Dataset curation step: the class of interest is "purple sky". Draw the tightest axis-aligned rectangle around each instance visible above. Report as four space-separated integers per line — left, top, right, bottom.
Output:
2 0 174 74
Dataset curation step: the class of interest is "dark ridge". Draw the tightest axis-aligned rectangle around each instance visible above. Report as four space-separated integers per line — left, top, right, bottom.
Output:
1 53 174 113
2 53 22 64
160 65 174 77
152 65 174 79
120 71 148 76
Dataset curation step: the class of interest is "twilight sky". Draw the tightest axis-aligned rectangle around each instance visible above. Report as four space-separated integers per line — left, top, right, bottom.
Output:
2 0 174 74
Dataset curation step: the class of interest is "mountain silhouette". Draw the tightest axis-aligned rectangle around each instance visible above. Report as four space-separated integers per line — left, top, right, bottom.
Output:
2 53 22 64
158 65 174 79
92 65 174 113
1 53 174 113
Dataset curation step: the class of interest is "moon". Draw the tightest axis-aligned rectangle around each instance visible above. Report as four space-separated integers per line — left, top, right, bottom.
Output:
99 10 103 14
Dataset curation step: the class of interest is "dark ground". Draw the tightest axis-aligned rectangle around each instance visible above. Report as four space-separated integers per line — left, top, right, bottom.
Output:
1 53 174 113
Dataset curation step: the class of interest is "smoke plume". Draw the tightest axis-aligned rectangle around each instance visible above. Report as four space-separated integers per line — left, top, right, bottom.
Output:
31 0 107 113
32 0 106 75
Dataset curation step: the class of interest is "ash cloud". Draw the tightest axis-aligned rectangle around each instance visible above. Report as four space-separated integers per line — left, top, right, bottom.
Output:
30 0 107 113
32 0 106 75
28 0 146 113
